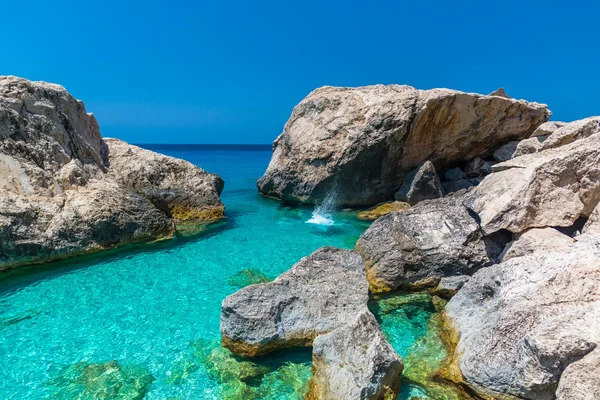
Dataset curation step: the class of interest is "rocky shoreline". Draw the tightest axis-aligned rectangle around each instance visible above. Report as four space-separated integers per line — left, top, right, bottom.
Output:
225 85 600 399
0 76 224 271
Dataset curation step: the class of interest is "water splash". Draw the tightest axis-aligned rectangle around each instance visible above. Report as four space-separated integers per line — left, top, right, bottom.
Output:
306 191 337 226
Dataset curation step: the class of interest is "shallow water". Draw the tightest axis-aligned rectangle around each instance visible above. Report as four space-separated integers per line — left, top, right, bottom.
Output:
0 145 446 399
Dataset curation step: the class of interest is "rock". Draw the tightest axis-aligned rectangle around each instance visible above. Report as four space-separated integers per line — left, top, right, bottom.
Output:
394 161 444 205
356 201 411 221
355 196 504 293
583 203 600 234
441 177 482 194
257 84 550 207
106 139 224 224
489 88 510 98
0 77 224 271
500 227 575 262
555 349 600 400
444 236 600 400
226 269 272 289
493 140 519 162
467 132 600 234
531 121 566 137
220 247 368 356
464 157 484 177
444 167 466 182
307 311 403 400
433 275 470 298
540 116 600 151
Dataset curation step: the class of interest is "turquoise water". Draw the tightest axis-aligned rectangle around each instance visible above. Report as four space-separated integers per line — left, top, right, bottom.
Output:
0 145 441 399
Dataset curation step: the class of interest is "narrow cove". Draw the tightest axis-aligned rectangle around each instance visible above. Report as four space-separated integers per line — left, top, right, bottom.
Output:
0 145 462 399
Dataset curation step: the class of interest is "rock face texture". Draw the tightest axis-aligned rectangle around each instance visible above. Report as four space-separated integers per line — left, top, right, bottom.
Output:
444 235 600 400
307 311 403 400
0 76 224 270
355 196 503 293
394 161 444 205
500 227 575 262
220 247 369 356
530 121 566 137
540 116 600 151
257 85 549 206
467 132 600 234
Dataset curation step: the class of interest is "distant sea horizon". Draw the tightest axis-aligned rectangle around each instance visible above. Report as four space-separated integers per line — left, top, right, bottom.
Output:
136 143 272 150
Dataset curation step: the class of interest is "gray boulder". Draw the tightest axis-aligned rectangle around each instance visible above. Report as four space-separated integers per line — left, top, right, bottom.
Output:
442 177 483 194
0 76 224 270
355 196 503 293
257 85 550 206
220 247 368 356
307 311 403 400
500 227 575 262
433 275 470 298
444 236 600 399
394 161 444 205
444 167 466 182
489 88 510 98
555 350 600 400
464 157 488 177
530 121 566 137
583 203 600 235
540 117 600 150
467 132 600 234
493 140 519 162
494 137 548 162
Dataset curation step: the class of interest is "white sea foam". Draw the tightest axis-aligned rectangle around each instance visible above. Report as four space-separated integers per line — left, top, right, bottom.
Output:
306 190 337 226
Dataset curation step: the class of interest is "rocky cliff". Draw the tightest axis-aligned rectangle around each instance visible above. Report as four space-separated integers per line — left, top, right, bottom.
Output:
0 76 224 271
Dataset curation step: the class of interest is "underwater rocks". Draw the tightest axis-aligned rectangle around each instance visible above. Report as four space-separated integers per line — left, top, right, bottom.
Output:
307 311 403 400
0 76 224 271
466 131 600 234
257 84 549 206
355 196 503 293
356 201 411 220
221 247 369 356
444 235 600 400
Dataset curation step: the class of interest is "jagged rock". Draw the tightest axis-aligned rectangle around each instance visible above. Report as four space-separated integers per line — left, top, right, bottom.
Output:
500 227 575 262
356 201 411 221
531 121 566 137
0 76 224 271
540 116 600 151
444 167 466 182
106 138 224 223
464 157 484 177
257 85 550 206
444 236 600 400
493 141 519 162
220 247 368 356
494 137 548 162
555 349 600 400
583 203 600 235
467 133 600 234
307 311 403 400
433 275 470 298
489 88 510 98
442 177 482 194
394 161 444 205
355 196 504 293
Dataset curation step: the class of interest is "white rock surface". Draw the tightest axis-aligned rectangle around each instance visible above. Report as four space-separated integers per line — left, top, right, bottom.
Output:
500 227 575 261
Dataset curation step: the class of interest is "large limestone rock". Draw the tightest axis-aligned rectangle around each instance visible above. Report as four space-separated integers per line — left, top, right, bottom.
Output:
530 120 566 137
0 76 224 270
444 236 600 400
394 161 444 205
583 203 600 234
467 132 600 234
540 116 600 150
307 311 403 400
355 196 504 293
220 247 368 356
106 139 224 223
500 227 575 262
555 349 600 400
257 85 550 207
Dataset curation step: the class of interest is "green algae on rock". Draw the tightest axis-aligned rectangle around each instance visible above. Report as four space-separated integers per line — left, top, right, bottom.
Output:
356 201 411 220
226 269 272 289
47 360 155 399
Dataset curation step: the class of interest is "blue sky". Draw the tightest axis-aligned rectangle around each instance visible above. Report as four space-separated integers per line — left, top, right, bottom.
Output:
2 1 599 144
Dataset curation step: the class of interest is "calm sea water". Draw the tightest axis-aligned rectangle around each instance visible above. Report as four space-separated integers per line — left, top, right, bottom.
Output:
0 145 442 399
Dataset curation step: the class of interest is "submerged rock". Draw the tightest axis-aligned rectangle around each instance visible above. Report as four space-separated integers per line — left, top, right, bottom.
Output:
0 76 224 271
467 132 600 234
394 161 444 205
307 311 403 400
355 196 502 293
356 201 411 220
257 84 549 206
221 247 368 356
48 360 155 400
226 269 272 289
444 236 600 399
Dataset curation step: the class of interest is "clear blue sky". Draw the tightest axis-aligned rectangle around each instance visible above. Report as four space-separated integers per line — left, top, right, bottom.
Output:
2 1 598 144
